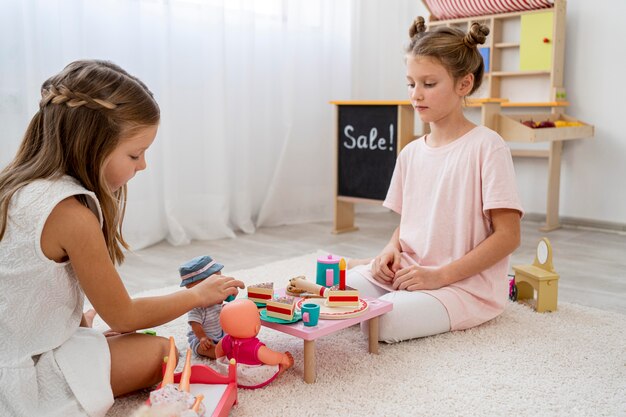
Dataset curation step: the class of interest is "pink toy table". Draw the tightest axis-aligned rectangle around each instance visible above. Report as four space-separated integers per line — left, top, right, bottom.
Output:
261 295 393 383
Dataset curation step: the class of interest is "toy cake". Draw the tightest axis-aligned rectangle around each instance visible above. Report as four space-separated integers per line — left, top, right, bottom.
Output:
265 296 296 321
326 285 360 307
247 282 274 303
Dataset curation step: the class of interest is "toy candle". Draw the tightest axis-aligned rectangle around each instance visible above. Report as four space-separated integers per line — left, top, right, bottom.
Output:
339 258 346 290
316 254 341 287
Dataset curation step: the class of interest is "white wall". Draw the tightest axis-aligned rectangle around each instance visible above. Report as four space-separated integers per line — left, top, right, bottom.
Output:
350 1 626 225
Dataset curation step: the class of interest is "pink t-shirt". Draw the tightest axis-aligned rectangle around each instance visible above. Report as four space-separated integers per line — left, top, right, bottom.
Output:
383 126 523 330
220 335 264 365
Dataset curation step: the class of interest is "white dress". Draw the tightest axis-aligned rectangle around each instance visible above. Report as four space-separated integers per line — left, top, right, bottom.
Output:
0 176 113 417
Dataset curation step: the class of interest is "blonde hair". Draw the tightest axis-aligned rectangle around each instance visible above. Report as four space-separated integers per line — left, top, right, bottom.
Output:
407 16 489 95
0 60 160 264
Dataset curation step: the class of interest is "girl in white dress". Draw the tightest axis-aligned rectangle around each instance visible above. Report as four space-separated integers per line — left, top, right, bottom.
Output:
0 60 245 417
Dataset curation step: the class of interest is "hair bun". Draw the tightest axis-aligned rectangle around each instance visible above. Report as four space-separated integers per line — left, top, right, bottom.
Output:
463 22 490 48
409 16 426 39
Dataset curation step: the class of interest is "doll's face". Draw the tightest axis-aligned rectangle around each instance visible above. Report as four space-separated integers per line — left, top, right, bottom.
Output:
220 299 260 338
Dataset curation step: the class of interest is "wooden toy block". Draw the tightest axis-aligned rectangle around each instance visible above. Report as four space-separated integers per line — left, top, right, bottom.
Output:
512 237 559 312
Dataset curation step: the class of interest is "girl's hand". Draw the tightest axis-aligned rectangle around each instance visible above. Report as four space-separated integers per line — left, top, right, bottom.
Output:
371 249 402 284
392 265 444 291
193 275 245 308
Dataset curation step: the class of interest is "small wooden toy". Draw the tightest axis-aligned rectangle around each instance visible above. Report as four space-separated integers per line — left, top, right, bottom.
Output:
266 296 297 321
327 285 360 307
247 282 273 304
512 237 559 312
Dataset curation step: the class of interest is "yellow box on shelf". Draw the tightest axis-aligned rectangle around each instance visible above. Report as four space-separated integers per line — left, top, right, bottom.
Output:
496 113 594 143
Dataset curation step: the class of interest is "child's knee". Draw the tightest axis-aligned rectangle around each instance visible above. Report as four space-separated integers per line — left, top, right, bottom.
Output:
152 336 177 381
158 336 178 362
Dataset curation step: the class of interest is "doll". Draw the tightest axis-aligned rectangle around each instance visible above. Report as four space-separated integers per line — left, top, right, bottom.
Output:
215 299 293 389
180 255 233 359
148 338 205 417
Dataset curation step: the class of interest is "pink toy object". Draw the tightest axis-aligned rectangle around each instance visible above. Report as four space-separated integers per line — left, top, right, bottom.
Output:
215 299 294 389
148 337 238 417
325 269 334 286
508 274 518 301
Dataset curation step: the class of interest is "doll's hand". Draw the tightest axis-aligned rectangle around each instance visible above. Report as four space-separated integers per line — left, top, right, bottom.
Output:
199 337 214 351
371 249 401 284
392 265 444 291
194 275 245 308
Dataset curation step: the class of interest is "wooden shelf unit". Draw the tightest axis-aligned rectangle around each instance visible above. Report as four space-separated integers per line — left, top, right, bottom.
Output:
424 0 594 231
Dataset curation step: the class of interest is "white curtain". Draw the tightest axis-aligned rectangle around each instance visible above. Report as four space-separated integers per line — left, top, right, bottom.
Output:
0 0 352 249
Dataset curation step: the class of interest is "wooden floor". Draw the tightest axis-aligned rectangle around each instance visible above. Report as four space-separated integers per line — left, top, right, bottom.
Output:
118 211 626 315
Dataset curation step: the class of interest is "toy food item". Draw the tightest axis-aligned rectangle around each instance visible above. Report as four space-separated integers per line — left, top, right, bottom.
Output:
326 285 360 307
521 119 537 128
537 120 556 128
285 275 308 296
287 276 329 298
266 296 296 321
247 282 273 303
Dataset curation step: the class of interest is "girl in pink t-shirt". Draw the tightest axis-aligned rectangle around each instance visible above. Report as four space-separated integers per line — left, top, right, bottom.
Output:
347 16 523 342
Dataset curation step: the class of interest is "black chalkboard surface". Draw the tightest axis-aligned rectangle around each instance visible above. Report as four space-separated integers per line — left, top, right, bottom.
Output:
337 105 398 200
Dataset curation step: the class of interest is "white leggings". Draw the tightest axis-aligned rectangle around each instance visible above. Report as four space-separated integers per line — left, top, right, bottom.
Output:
347 268 451 343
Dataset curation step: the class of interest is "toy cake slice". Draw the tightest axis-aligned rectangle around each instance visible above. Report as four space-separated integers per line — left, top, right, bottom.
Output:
326 285 360 307
247 282 274 303
265 296 296 321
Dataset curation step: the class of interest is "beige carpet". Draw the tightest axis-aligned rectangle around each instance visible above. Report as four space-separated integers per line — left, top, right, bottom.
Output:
102 252 626 417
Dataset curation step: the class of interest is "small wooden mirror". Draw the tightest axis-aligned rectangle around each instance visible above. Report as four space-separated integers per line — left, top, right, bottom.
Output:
533 237 554 272
537 240 548 264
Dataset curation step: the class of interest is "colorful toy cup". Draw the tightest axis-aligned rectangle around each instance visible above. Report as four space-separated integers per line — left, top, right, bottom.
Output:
316 254 341 287
301 303 320 327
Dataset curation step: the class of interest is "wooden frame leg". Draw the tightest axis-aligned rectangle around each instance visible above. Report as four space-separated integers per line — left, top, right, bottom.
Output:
333 199 359 234
303 340 316 383
368 317 380 354
541 140 563 231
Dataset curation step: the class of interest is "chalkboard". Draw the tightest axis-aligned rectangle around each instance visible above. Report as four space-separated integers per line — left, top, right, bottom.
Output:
337 105 398 200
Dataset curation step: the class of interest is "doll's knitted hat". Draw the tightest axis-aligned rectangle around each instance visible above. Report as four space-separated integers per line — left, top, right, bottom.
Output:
179 255 224 287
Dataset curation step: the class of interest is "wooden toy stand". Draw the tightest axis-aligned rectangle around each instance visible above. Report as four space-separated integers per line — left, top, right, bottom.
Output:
331 101 415 233
423 0 595 231
512 237 559 312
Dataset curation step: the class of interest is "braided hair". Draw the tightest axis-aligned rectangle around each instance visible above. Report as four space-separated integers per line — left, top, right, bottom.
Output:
0 60 160 264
